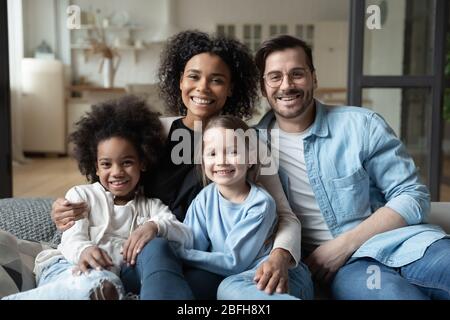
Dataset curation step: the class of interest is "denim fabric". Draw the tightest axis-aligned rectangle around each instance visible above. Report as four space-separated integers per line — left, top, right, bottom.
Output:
331 239 450 300
184 267 224 300
256 101 447 267
217 261 314 300
120 238 194 300
2 258 124 300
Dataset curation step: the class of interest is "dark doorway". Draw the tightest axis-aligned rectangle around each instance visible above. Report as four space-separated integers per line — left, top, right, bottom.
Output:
0 0 12 198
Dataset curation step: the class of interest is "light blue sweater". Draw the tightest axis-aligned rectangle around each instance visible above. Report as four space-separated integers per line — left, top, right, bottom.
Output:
179 182 277 276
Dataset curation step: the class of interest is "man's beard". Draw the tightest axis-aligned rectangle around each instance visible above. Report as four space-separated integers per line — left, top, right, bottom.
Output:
271 88 314 119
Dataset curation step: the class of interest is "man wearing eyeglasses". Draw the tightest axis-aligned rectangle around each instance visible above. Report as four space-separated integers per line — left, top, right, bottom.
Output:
252 35 449 300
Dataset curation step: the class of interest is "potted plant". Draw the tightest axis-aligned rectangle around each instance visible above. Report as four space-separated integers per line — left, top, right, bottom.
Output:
89 27 121 88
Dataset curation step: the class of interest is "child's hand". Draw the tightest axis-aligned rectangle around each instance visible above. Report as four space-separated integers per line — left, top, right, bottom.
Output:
122 221 158 266
77 245 113 274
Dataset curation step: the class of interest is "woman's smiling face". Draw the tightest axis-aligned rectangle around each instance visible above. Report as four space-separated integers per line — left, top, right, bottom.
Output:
179 53 233 128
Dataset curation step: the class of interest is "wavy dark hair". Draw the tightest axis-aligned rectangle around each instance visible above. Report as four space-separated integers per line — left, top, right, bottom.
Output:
158 30 259 119
255 35 315 95
69 95 164 183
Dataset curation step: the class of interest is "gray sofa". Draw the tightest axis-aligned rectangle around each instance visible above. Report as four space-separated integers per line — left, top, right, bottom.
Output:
0 198 449 299
0 198 59 245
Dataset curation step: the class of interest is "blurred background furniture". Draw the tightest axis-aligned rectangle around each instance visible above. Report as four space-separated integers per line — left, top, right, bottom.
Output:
21 58 66 155
125 83 167 115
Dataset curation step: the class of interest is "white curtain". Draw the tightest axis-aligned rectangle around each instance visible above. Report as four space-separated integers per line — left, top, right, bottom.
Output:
8 0 28 164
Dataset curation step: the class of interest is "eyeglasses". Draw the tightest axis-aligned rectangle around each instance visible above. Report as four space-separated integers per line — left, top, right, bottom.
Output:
263 68 310 88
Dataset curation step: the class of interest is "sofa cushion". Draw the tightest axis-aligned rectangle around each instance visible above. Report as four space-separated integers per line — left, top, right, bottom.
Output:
0 198 56 243
0 230 50 298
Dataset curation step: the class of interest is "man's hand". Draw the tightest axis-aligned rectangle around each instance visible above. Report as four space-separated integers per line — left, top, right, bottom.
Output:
304 234 356 284
122 221 158 266
51 198 88 231
76 246 113 274
254 248 293 294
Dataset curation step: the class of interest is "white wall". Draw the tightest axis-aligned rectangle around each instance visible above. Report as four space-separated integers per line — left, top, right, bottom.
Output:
314 21 348 89
21 0 349 87
23 0 57 57
177 0 348 32
8 0 27 163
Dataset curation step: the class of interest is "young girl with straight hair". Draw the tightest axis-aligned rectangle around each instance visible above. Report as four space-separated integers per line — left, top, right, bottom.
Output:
178 115 313 300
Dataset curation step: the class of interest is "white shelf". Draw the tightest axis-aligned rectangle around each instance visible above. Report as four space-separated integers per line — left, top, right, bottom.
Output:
70 44 91 49
70 44 149 63
70 24 148 63
74 24 143 31
71 44 148 50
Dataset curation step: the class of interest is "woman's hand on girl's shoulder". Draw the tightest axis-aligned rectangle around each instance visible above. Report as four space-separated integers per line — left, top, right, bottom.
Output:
51 198 88 231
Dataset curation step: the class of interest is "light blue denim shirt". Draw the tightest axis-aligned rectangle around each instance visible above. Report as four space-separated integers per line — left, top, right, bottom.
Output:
256 100 447 267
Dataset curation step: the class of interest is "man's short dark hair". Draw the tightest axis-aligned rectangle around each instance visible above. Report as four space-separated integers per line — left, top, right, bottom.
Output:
255 35 315 90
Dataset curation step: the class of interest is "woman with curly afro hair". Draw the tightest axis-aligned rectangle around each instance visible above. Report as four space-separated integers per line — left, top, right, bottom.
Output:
6 96 195 300
158 29 259 123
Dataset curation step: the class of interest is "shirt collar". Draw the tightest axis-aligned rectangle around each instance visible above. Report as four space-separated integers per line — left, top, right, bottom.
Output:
307 100 329 138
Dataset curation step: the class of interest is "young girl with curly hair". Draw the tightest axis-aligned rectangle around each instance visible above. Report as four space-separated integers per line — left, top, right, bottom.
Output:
3 96 194 300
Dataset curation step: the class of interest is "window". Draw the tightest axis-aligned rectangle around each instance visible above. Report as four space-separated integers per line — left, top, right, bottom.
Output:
216 24 236 38
295 24 314 49
243 24 262 52
269 24 288 36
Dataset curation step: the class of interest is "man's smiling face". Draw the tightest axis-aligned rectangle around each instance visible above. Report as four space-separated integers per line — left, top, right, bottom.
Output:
262 47 317 120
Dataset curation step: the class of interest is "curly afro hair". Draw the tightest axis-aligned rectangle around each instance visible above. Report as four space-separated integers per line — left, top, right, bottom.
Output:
69 95 164 183
158 30 259 120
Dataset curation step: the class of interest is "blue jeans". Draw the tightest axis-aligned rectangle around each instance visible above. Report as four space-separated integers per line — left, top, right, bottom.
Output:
183 266 224 300
121 238 194 300
217 261 314 300
331 238 450 300
122 238 223 300
2 258 124 300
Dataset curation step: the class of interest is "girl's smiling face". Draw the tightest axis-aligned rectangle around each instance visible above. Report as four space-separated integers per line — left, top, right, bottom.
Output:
96 137 144 205
202 127 249 189
180 53 233 128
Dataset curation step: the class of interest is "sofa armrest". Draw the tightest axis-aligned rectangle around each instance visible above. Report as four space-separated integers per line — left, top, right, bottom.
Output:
428 202 450 233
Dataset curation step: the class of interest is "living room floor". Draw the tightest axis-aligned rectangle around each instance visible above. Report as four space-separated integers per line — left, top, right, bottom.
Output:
13 157 85 198
12 157 450 200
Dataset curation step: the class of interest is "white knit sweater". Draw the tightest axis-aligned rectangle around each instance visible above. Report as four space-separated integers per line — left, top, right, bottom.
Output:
34 182 192 278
